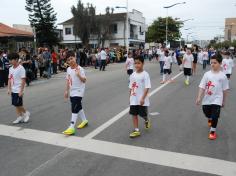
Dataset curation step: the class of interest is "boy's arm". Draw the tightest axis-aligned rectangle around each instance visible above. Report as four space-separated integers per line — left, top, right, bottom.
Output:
7 78 11 95
19 78 26 97
64 79 70 100
140 88 149 106
196 88 205 105
222 90 228 108
76 68 86 83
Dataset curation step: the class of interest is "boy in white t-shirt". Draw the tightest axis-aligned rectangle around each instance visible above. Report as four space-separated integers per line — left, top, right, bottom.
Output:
183 49 194 86
7 53 30 124
196 54 229 140
125 52 135 76
63 51 88 135
222 51 234 80
129 57 151 138
161 50 173 84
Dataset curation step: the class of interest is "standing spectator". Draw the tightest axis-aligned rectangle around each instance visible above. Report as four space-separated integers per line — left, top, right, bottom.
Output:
76 49 81 65
42 48 52 79
95 48 101 69
100 48 107 71
0 50 5 88
51 49 58 74
158 47 165 75
38 48 45 78
2 52 10 86
19 48 32 86
32 55 38 80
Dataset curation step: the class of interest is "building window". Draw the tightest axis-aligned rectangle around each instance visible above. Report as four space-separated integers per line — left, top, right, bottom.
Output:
110 24 118 34
140 26 144 35
65 28 72 35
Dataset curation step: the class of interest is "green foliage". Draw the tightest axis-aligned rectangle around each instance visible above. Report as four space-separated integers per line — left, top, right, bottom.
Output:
25 0 59 47
209 40 236 49
71 0 96 48
146 17 183 43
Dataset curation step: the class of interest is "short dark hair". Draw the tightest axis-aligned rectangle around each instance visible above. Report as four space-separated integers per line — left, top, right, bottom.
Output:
211 53 222 64
8 53 19 60
66 50 75 59
134 56 144 63
225 51 230 56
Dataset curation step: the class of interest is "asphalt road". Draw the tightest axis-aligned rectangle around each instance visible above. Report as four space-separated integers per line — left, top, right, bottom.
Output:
0 60 235 176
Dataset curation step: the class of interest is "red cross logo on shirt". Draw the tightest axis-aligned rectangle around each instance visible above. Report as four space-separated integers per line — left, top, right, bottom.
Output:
206 81 215 95
223 64 227 71
131 82 138 96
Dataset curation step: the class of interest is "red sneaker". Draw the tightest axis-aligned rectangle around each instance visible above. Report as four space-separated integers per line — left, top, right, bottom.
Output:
208 132 217 140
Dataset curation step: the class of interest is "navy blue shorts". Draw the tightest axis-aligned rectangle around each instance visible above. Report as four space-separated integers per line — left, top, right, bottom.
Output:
129 105 148 118
11 93 23 107
70 97 82 113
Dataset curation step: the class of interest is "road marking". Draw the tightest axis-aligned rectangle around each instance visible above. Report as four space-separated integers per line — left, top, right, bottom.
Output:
149 112 160 116
84 72 183 139
0 124 236 176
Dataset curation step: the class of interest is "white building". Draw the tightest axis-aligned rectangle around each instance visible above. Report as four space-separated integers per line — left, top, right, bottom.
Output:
59 9 146 49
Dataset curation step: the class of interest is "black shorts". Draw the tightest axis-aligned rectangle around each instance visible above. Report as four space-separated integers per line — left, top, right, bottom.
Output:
70 97 83 113
184 68 192 76
193 58 198 64
127 69 133 76
11 93 23 107
129 105 148 118
202 105 221 119
226 74 231 79
164 69 172 75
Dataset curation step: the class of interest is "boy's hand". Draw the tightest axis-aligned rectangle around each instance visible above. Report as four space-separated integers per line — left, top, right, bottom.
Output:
140 98 145 106
222 102 225 108
7 89 11 95
18 91 23 97
64 91 69 100
196 97 201 106
75 67 80 75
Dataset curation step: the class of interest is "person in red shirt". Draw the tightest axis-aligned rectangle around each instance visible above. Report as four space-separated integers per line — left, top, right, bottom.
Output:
51 49 58 74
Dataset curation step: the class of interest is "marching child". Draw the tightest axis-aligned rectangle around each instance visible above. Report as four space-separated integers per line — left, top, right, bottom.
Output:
183 49 194 86
126 52 135 77
7 53 30 124
196 54 229 140
222 51 234 80
129 56 151 138
161 50 173 84
63 51 88 135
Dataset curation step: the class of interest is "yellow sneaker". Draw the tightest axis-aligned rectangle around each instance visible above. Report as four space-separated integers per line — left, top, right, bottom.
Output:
77 120 88 129
62 127 75 135
185 80 189 86
129 131 141 138
145 120 151 129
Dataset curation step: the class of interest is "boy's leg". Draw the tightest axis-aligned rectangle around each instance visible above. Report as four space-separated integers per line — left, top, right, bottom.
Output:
210 105 221 133
129 106 141 138
139 106 151 129
202 105 212 127
133 116 139 129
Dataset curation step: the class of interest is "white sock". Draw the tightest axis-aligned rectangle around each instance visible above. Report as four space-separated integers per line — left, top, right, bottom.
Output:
187 76 190 82
135 128 139 132
163 74 166 81
210 127 216 132
78 109 87 121
69 113 78 128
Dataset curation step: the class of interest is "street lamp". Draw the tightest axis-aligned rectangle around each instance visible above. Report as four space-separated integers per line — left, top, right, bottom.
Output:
163 2 186 47
116 0 129 53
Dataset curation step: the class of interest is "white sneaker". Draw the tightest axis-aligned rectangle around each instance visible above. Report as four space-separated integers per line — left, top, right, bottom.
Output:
23 111 30 123
13 116 24 124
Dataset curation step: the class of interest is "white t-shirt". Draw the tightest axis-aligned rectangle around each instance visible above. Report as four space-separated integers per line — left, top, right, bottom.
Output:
183 54 194 68
100 50 107 60
9 65 26 93
158 51 165 62
163 56 172 69
66 66 86 97
129 71 151 106
126 57 134 70
202 52 209 61
199 70 229 106
222 58 234 74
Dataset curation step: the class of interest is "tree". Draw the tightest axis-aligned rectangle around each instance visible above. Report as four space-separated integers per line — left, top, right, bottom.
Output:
146 17 183 43
25 0 59 47
95 7 114 47
71 0 96 48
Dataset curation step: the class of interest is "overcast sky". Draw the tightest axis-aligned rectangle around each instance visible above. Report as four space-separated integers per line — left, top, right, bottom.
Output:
1 0 236 40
